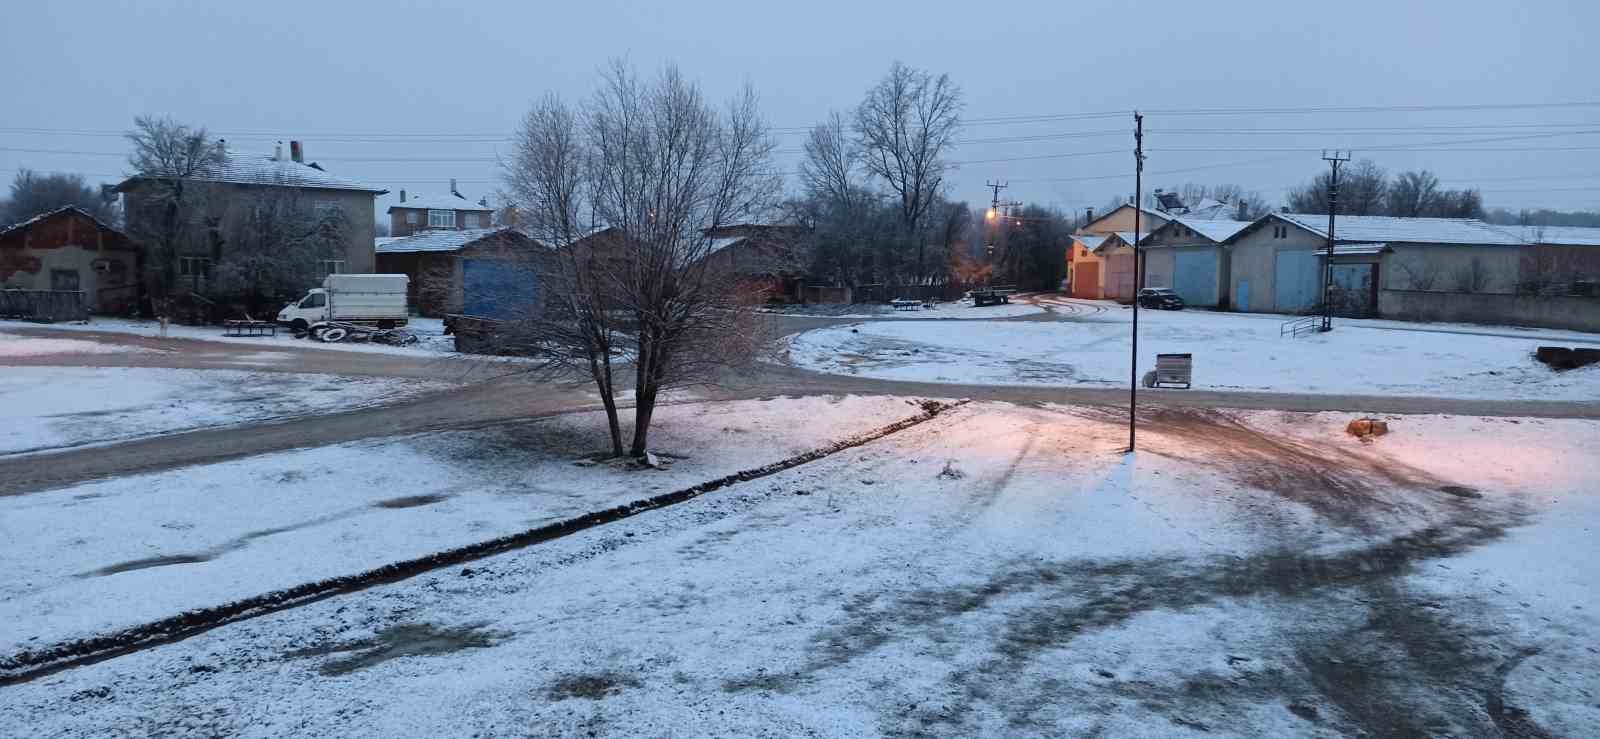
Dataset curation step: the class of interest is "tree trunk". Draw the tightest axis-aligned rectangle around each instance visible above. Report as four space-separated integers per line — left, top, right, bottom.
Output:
589 351 624 458
629 333 663 458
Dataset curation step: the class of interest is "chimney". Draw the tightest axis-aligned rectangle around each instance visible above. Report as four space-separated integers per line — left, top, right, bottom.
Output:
450 178 460 197
1084 207 1094 224
217 138 227 154
290 140 303 163
399 189 407 203
274 141 283 161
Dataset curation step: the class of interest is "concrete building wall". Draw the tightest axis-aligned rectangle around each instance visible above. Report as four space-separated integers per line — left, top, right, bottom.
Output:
388 206 492 237
1080 205 1169 236
1227 225 1326 313
1378 290 1600 332
0 210 140 313
1140 245 1230 307
1383 244 1521 295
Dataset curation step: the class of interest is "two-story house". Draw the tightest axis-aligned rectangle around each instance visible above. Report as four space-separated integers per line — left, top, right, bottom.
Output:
116 140 387 285
386 181 493 237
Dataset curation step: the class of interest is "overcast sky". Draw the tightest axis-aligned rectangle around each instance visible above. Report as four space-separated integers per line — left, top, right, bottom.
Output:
4 0 1597 218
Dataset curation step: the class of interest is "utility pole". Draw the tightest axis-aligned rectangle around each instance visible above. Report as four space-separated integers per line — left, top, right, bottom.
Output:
1128 112 1145 452
1320 150 1351 332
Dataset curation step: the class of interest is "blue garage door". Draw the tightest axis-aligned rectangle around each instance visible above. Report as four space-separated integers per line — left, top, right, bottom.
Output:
1173 250 1218 306
463 258 538 319
1273 251 1321 313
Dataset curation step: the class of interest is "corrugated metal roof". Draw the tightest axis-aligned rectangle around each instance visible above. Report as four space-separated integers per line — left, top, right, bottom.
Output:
1510 225 1600 246
119 153 386 193
375 227 517 254
1167 217 1252 244
1277 213 1523 246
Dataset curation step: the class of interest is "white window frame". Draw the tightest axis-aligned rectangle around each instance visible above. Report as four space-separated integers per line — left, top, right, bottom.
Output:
406 211 419 225
428 209 456 228
178 256 213 277
464 212 482 228
319 259 346 276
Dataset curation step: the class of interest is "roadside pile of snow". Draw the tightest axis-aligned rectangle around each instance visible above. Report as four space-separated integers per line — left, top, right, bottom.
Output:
0 331 160 357
0 395 930 655
785 312 1600 399
0 367 452 455
4 405 1593 737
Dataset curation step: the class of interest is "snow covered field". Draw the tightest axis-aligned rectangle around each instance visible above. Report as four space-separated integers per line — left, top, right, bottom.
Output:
0 395 926 654
787 308 1600 399
10 316 457 355
0 366 451 455
3 403 1595 737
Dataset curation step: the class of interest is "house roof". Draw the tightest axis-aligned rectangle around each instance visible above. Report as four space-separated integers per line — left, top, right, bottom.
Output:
116 153 386 194
374 227 525 254
1080 203 1171 233
1152 217 1253 245
1329 243 1391 255
1073 234 1109 250
1274 212 1524 246
388 193 492 213
0 205 134 248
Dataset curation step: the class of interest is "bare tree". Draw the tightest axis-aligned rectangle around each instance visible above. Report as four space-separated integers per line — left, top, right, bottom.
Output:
503 63 780 458
209 185 347 315
3 169 120 225
1385 170 1442 217
123 116 226 309
854 62 962 284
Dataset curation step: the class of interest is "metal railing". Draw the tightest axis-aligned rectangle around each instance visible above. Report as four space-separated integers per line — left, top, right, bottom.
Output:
1281 315 1320 338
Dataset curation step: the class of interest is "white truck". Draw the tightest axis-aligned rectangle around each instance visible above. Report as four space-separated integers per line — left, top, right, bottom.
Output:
276 274 410 332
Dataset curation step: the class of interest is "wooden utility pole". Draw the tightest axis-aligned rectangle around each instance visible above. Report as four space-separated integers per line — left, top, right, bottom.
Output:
1129 112 1145 452
1320 150 1351 332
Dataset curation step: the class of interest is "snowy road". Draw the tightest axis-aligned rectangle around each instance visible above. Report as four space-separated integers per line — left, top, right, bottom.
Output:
3 403 1594 737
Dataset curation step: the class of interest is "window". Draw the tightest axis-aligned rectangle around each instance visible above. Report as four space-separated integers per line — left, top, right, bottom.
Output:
464 213 481 228
300 292 326 309
428 209 456 228
319 259 346 276
179 256 213 277
406 211 419 225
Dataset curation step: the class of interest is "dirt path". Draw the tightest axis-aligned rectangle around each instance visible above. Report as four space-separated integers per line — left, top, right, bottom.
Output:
5 319 1597 498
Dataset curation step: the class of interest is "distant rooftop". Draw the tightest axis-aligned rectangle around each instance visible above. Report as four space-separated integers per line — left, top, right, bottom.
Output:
375 227 524 254
388 192 491 213
116 152 386 194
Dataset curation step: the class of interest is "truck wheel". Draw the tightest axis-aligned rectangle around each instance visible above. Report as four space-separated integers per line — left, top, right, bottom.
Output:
290 319 309 334
319 327 349 343
377 320 396 330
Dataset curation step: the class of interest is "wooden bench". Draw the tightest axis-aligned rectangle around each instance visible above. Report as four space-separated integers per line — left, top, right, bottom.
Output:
890 299 922 312
223 320 277 337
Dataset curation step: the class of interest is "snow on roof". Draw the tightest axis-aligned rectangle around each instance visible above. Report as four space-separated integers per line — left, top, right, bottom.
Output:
1073 234 1109 249
0 205 125 239
1169 217 1252 243
1179 198 1236 220
374 227 518 254
1330 243 1389 255
387 193 491 213
1510 225 1600 246
119 153 386 194
1276 213 1523 246
709 236 747 255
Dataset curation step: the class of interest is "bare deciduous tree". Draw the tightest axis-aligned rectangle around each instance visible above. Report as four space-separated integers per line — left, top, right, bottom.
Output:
1385 170 1442 217
504 62 781 458
3 169 120 226
854 62 962 283
210 185 348 315
123 116 226 309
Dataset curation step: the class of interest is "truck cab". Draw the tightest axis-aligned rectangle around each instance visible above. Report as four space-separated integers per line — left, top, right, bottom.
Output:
276 289 331 330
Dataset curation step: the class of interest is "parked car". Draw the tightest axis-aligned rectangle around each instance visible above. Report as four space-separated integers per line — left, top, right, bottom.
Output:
276 274 410 331
1137 287 1185 310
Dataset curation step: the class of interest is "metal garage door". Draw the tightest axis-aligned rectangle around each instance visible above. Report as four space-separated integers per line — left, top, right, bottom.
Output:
1273 250 1321 313
1104 253 1136 300
1329 263 1377 317
1173 250 1218 306
463 258 538 319
1072 261 1100 298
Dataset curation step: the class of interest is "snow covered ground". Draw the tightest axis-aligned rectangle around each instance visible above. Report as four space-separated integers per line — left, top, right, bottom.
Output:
0 395 926 654
2 403 1594 737
787 308 1600 399
763 300 1044 320
0 331 161 358
9 316 457 356
0 367 452 455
